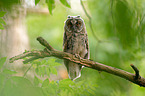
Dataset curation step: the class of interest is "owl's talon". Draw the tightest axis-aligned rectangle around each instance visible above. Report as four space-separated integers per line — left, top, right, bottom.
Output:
75 54 81 60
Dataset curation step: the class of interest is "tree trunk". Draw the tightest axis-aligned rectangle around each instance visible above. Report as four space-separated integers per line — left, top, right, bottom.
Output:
0 2 29 68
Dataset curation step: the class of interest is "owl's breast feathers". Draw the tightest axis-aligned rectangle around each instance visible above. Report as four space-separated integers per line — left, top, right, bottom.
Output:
63 32 88 59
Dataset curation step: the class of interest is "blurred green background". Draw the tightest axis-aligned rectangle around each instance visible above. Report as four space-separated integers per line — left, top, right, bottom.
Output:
0 0 145 96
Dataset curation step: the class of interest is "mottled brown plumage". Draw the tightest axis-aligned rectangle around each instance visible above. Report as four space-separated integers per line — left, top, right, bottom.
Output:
63 15 89 80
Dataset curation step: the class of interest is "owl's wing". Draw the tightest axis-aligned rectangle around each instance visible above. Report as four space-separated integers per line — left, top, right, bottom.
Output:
84 34 89 59
63 31 72 52
63 31 66 46
63 31 70 70
63 31 68 52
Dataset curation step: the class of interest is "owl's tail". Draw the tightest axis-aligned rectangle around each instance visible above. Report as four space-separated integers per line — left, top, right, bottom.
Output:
67 62 82 81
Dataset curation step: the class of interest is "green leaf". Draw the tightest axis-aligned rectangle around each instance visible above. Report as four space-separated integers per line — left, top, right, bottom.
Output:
35 0 40 5
53 62 61 66
42 81 58 95
58 79 74 92
50 67 57 75
47 58 55 63
34 76 39 86
46 58 61 66
33 61 41 65
0 23 4 29
0 11 6 17
42 78 49 87
3 69 17 75
60 0 71 8
46 67 50 77
34 59 60 77
41 60 47 65
24 50 29 53
41 66 46 76
59 79 74 85
0 57 7 69
46 0 55 15
0 18 6 25
35 67 39 75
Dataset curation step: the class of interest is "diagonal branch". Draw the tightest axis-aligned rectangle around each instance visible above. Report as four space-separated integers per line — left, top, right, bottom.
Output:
9 37 145 87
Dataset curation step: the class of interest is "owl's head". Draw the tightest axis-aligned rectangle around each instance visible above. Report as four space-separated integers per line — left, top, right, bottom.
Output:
65 15 85 33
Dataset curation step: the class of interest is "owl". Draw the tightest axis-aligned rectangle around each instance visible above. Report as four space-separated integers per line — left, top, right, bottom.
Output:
63 15 89 80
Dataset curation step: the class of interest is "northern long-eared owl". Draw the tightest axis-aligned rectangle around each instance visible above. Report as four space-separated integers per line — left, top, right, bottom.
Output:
63 15 89 80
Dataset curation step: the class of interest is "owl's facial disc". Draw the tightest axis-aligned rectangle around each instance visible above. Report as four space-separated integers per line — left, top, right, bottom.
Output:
66 17 83 32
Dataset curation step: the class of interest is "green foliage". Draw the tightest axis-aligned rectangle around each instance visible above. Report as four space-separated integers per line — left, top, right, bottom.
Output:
42 79 58 95
113 0 136 49
46 0 55 15
60 0 71 8
0 11 6 29
0 11 6 17
33 58 61 77
0 57 97 96
0 0 20 9
34 76 40 86
86 0 145 95
0 57 6 68
2 76 44 96
35 0 40 5
34 0 70 14
0 57 44 96
45 0 71 14
3 69 17 75
41 78 98 96
1 0 70 15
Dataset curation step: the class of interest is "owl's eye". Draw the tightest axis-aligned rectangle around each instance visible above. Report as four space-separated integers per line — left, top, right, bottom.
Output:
76 21 81 26
68 22 72 26
69 22 72 27
66 21 73 30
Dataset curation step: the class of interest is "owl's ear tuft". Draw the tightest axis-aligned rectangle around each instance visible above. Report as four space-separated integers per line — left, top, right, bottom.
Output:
77 15 80 18
68 15 71 18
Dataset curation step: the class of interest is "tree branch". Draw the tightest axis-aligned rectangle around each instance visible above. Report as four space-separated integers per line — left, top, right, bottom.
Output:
9 37 145 87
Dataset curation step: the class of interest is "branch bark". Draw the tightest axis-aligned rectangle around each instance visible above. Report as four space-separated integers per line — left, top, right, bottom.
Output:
9 37 145 87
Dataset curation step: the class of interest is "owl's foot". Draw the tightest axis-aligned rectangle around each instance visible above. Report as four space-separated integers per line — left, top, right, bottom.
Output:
75 54 81 60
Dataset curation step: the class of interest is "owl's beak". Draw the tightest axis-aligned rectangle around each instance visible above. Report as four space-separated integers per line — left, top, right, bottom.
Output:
73 25 78 32
73 25 76 30
71 19 77 31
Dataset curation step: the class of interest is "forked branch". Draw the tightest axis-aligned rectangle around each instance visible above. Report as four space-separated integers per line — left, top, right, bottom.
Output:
9 37 145 87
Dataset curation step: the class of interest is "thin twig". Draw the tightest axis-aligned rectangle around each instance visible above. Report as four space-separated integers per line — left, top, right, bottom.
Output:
23 57 40 64
37 37 54 51
130 64 140 80
23 63 33 77
110 0 116 35
80 0 100 42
